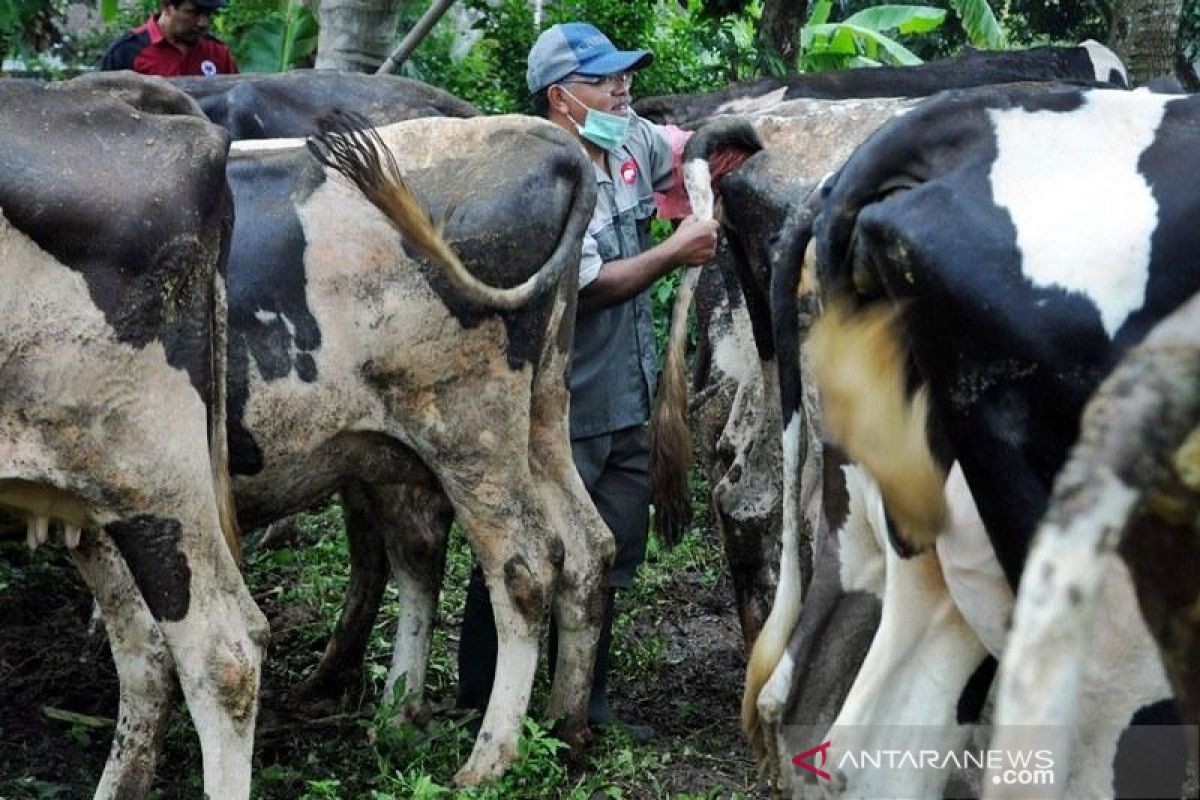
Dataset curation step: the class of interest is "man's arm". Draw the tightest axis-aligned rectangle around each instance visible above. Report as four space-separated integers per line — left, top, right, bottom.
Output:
579 215 719 313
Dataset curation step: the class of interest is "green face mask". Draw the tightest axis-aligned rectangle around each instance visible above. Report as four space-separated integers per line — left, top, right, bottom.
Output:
561 87 631 151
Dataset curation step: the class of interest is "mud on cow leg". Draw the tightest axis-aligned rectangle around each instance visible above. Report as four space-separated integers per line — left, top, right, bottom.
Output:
107 510 269 799
69 529 176 800
441 473 556 788
380 482 453 722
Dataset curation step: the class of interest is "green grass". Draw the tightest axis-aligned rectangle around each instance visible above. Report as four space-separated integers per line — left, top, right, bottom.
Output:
0 471 760 799
223 473 755 798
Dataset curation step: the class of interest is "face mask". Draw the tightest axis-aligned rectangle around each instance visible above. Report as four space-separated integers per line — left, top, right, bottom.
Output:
560 87 630 151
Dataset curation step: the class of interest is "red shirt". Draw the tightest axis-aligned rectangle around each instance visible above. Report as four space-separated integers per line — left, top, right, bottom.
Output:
100 14 237 77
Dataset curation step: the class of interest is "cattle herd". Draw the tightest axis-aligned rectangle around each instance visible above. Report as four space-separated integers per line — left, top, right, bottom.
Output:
1 38 1198 800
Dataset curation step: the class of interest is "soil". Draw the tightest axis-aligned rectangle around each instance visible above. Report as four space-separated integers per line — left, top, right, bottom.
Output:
0 534 766 798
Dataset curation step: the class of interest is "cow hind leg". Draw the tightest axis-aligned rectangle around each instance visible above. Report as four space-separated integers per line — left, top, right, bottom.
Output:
298 483 391 700
69 528 175 800
111 507 268 800
379 482 453 722
435 471 555 787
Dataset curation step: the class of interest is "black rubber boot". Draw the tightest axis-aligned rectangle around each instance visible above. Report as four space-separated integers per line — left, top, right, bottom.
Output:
455 566 496 714
586 589 617 726
587 590 655 742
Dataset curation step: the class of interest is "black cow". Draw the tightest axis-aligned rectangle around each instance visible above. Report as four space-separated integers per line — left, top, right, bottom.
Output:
634 41 1126 127
170 70 477 139
0 73 268 799
801 84 1199 797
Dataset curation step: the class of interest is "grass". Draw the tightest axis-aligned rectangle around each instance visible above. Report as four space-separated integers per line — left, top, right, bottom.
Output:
0 473 761 799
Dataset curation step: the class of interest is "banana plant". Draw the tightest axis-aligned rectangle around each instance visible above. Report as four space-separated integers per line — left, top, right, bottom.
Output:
235 0 318 72
800 2 946 70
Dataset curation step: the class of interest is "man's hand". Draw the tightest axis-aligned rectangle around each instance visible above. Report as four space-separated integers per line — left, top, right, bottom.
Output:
667 216 720 265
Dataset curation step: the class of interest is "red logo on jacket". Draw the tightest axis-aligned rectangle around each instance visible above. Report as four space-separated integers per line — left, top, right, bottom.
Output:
620 159 638 185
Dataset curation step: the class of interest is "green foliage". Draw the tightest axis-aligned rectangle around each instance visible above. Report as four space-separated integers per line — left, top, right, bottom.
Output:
0 0 61 63
948 0 1007 48
801 2 946 69
219 0 317 71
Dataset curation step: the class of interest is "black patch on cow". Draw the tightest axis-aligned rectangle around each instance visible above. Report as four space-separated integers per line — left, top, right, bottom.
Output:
1113 699 1190 799
954 655 996 724
105 515 191 623
173 72 477 140
225 148 327 475
395 142 575 372
0 80 231 405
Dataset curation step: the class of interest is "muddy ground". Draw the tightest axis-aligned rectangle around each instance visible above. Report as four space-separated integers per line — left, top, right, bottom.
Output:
0 525 765 798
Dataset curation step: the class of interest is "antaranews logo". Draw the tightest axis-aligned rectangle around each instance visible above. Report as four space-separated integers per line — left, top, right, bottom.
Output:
791 741 832 780
791 740 1055 787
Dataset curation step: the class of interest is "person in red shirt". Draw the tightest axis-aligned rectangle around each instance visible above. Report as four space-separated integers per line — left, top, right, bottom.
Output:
100 0 237 77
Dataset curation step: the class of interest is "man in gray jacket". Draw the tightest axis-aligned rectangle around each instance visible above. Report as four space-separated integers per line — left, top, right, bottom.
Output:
457 21 719 735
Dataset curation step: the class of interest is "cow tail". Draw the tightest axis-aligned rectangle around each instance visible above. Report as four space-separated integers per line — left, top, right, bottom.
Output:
740 199 819 764
210 267 241 563
308 111 592 312
650 264 701 548
807 297 948 548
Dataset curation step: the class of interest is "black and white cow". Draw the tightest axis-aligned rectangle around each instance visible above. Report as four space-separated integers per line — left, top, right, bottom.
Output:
799 84 1200 797
656 45 1131 665
171 70 481 706
224 115 607 785
170 70 477 139
634 41 1127 127
0 74 268 799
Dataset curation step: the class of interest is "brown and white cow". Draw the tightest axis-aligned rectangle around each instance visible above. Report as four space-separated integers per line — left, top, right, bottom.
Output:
0 74 268 799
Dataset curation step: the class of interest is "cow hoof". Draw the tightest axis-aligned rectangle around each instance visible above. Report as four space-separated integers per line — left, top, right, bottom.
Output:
451 764 497 789
551 718 592 760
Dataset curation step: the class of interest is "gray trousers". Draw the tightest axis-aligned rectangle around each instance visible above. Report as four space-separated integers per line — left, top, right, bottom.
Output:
570 424 651 588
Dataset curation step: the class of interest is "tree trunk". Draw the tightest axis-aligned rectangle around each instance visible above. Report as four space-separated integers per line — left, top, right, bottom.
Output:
1109 0 1184 84
315 0 402 72
759 0 806 65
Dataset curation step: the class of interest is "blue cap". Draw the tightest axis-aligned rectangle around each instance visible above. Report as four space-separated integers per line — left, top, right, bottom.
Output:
526 22 653 94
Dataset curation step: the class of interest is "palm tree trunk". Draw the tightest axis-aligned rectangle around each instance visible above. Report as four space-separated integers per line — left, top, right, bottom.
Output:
315 0 402 72
759 0 807 65
1109 0 1184 84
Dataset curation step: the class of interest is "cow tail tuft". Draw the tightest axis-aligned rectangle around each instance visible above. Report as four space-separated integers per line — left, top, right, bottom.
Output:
650 266 701 548
807 297 948 548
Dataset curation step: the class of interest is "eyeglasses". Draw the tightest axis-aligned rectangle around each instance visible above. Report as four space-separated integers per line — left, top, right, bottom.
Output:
561 72 635 90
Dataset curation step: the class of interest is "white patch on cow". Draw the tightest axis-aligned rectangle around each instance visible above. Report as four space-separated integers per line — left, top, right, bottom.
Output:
836 464 886 598
828 462 989 799
935 463 1012 660
231 137 305 154
683 158 713 222
988 91 1170 337
384 570 436 718
1080 39 1129 86
253 309 278 325
710 303 758 386
715 86 789 117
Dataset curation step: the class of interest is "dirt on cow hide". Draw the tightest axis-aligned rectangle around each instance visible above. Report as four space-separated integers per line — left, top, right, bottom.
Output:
0 526 766 798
